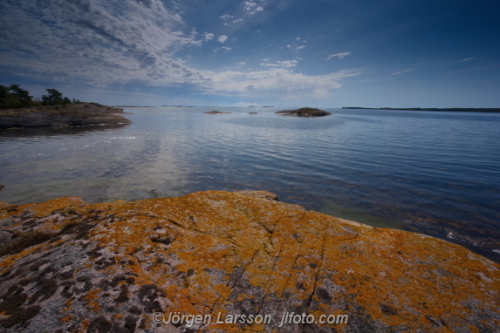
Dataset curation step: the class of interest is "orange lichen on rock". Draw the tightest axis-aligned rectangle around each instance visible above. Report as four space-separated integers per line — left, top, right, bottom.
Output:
0 190 498 332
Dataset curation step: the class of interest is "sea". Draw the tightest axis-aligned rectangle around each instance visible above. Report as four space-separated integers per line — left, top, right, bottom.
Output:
1 106 499 262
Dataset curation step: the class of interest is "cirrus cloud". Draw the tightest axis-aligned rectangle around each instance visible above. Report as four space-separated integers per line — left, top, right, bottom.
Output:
0 0 198 86
0 0 360 103
326 52 351 60
261 60 299 68
392 68 415 75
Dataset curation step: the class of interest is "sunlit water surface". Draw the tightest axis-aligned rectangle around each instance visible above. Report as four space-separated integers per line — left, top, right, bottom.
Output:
1 107 499 261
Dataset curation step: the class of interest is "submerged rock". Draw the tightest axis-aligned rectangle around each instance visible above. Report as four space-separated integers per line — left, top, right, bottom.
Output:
0 103 132 128
0 191 498 332
0 184 3 192
276 107 332 117
204 110 232 115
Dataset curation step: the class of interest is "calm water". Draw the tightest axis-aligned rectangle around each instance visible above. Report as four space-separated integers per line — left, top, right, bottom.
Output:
1 107 499 261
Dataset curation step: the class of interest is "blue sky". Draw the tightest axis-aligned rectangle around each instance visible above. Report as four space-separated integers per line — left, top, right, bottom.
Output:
1 0 499 107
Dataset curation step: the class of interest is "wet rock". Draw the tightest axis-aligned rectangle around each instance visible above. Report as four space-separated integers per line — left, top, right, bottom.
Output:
0 191 498 332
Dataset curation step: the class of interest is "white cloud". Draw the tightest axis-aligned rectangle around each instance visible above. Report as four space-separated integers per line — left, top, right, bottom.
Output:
242 1 257 13
326 52 351 60
219 14 234 20
221 46 232 51
460 57 474 62
261 60 299 69
218 35 229 43
0 0 360 101
392 68 415 75
221 1 266 27
286 43 306 51
204 68 360 98
242 1 264 15
0 0 198 86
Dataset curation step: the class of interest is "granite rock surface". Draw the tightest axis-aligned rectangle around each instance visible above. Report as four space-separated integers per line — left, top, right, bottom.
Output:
0 191 498 332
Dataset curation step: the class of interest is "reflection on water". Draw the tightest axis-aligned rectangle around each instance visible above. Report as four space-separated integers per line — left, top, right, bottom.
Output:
0 106 499 261
0 124 129 138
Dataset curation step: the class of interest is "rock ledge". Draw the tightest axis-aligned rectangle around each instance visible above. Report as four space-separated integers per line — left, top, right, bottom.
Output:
0 103 132 128
0 191 498 332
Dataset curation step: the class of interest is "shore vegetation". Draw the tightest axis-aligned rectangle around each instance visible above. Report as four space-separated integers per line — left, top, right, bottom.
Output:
0 84 82 109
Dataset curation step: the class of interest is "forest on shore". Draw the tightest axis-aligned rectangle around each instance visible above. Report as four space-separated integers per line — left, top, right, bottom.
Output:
0 84 82 109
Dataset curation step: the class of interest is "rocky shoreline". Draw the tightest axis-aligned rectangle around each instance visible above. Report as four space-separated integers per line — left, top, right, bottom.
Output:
0 190 498 332
0 103 132 129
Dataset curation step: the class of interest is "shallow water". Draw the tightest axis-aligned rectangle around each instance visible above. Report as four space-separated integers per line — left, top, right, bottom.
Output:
1 107 499 261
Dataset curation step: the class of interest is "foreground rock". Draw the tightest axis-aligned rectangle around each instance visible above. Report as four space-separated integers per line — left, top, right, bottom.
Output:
204 110 232 115
0 191 498 332
276 107 332 117
0 103 132 128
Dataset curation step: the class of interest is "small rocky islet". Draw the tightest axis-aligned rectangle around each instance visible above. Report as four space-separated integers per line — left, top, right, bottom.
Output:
204 110 232 115
276 107 332 117
0 103 132 129
203 108 331 117
0 190 498 332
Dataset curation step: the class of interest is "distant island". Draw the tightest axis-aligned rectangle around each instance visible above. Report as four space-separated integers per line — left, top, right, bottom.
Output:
204 110 232 115
277 107 332 117
0 84 131 128
343 107 500 112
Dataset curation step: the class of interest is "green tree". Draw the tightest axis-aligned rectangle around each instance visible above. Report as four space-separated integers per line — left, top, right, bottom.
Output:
8 84 33 107
42 88 64 105
0 85 8 109
0 85 80 109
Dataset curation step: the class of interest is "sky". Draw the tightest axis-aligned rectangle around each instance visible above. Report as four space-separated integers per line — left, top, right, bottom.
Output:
1 0 499 108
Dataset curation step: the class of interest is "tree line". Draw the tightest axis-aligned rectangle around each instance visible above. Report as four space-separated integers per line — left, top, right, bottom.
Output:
343 106 500 112
0 84 82 109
